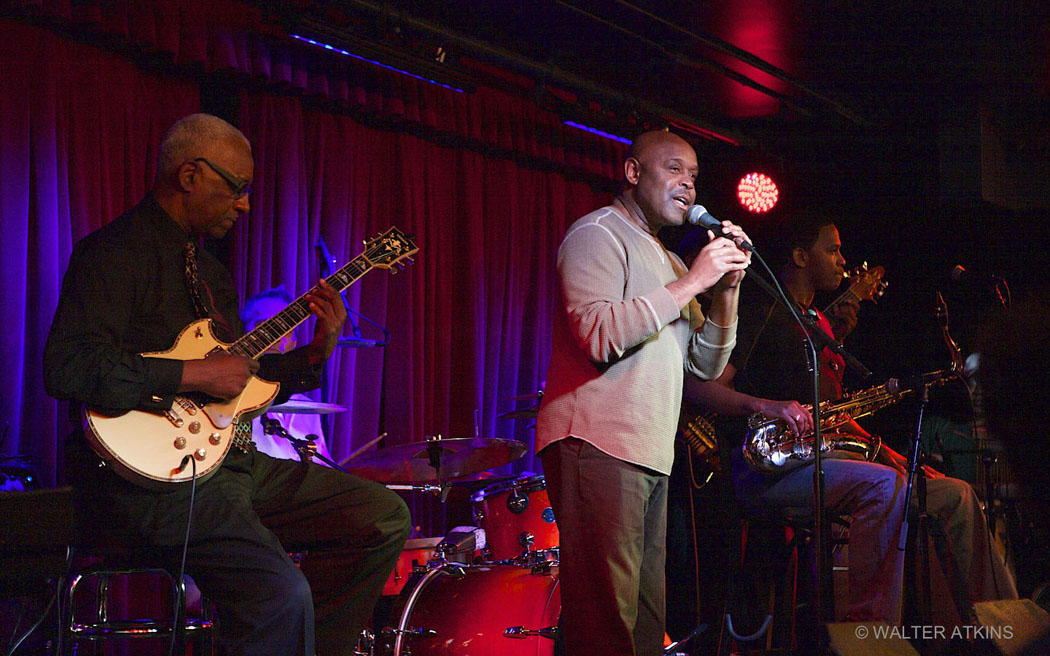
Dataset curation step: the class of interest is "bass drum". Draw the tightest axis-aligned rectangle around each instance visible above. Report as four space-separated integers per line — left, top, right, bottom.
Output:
391 564 560 656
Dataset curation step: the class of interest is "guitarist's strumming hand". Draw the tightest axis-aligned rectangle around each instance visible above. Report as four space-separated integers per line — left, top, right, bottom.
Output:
179 352 260 400
304 279 348 366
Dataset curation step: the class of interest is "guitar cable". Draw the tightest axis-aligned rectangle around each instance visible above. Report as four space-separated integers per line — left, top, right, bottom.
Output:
169 455 197 656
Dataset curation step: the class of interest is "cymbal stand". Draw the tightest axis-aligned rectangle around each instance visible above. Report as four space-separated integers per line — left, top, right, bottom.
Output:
424 438 454 503
897 383 976 636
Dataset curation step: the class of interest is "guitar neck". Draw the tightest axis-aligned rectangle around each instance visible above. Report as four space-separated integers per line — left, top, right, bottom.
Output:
229 254 372 360
823 288 858 315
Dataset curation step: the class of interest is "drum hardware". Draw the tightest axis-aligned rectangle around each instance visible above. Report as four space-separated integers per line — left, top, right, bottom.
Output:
384 483 446 495
261 416 319 463
519 531 535 550
507 488 529 513
526 553 559 573
354 629 375 656
432 526 485 563
503 625 559 640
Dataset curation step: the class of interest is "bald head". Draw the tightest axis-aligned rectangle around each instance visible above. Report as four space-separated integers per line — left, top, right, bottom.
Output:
617 130 698 232
625 130 694 167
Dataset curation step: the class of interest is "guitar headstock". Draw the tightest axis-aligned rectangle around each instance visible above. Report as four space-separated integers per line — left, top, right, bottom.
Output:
844 262 888 304
362 226 419 271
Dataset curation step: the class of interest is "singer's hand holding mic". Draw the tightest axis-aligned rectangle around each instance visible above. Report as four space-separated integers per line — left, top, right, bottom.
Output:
686 204 754 252
666 204 752 307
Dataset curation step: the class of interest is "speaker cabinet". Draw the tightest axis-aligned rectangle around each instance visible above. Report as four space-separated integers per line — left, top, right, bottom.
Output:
973 599 1050 656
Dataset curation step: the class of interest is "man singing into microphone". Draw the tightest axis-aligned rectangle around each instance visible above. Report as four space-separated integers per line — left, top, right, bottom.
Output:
536 130 751 655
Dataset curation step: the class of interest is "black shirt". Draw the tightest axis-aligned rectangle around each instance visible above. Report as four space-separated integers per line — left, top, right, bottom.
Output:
44 194 318 415
730 281 845 407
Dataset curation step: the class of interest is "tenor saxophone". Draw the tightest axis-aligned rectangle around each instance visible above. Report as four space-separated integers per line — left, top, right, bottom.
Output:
742 374 949 474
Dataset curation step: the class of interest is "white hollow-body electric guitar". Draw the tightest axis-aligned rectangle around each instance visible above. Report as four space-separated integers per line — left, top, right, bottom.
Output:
84 227 417 489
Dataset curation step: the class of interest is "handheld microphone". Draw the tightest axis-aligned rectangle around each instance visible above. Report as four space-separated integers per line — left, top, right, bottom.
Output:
686 205 754 252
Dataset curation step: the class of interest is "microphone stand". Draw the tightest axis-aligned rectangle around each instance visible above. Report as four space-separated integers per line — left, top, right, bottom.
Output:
747 273 872 380
899 384 932 629
746 265 874 629
897 293 973 633
744 258 829 628
263 417 450 500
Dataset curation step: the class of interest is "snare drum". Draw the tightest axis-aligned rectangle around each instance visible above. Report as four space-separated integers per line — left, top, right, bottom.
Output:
472 475 558 561
392 563 560 655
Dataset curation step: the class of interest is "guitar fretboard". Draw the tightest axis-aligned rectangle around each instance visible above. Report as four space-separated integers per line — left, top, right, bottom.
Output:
229 255 373 359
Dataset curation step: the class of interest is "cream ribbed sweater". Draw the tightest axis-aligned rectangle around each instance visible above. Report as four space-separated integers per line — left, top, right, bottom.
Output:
537 206 737 475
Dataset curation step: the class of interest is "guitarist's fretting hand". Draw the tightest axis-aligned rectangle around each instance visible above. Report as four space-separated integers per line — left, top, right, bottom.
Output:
304 278 348 366
830 295 860 341
179 352 260 400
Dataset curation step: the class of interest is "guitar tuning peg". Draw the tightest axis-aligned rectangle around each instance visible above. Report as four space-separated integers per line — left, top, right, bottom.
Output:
362 239 368 246
405 257 415 265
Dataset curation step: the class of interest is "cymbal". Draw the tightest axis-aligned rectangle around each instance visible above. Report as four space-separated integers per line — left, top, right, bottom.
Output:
342 437 527 484
496 407 539 420
268 400 347 415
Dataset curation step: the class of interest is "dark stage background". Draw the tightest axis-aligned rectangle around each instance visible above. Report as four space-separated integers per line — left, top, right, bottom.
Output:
1 1 1049 648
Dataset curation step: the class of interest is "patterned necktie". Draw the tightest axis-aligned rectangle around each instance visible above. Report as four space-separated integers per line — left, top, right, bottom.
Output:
183 241 233 339
183 240 252 452
183 241 210 319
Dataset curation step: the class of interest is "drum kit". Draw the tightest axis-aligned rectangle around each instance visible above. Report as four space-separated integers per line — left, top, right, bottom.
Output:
274 393 560 656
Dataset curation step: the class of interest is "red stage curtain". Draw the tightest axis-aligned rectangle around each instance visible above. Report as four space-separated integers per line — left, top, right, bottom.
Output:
8 0 628 182
2 9 623 517
0 18 200 486
233 92 613 479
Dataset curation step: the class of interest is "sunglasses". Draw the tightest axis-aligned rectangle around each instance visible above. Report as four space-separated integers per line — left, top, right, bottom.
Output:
194 157 251 198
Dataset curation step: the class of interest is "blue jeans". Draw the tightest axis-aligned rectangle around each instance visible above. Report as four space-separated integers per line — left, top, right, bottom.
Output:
733 454 1016 623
